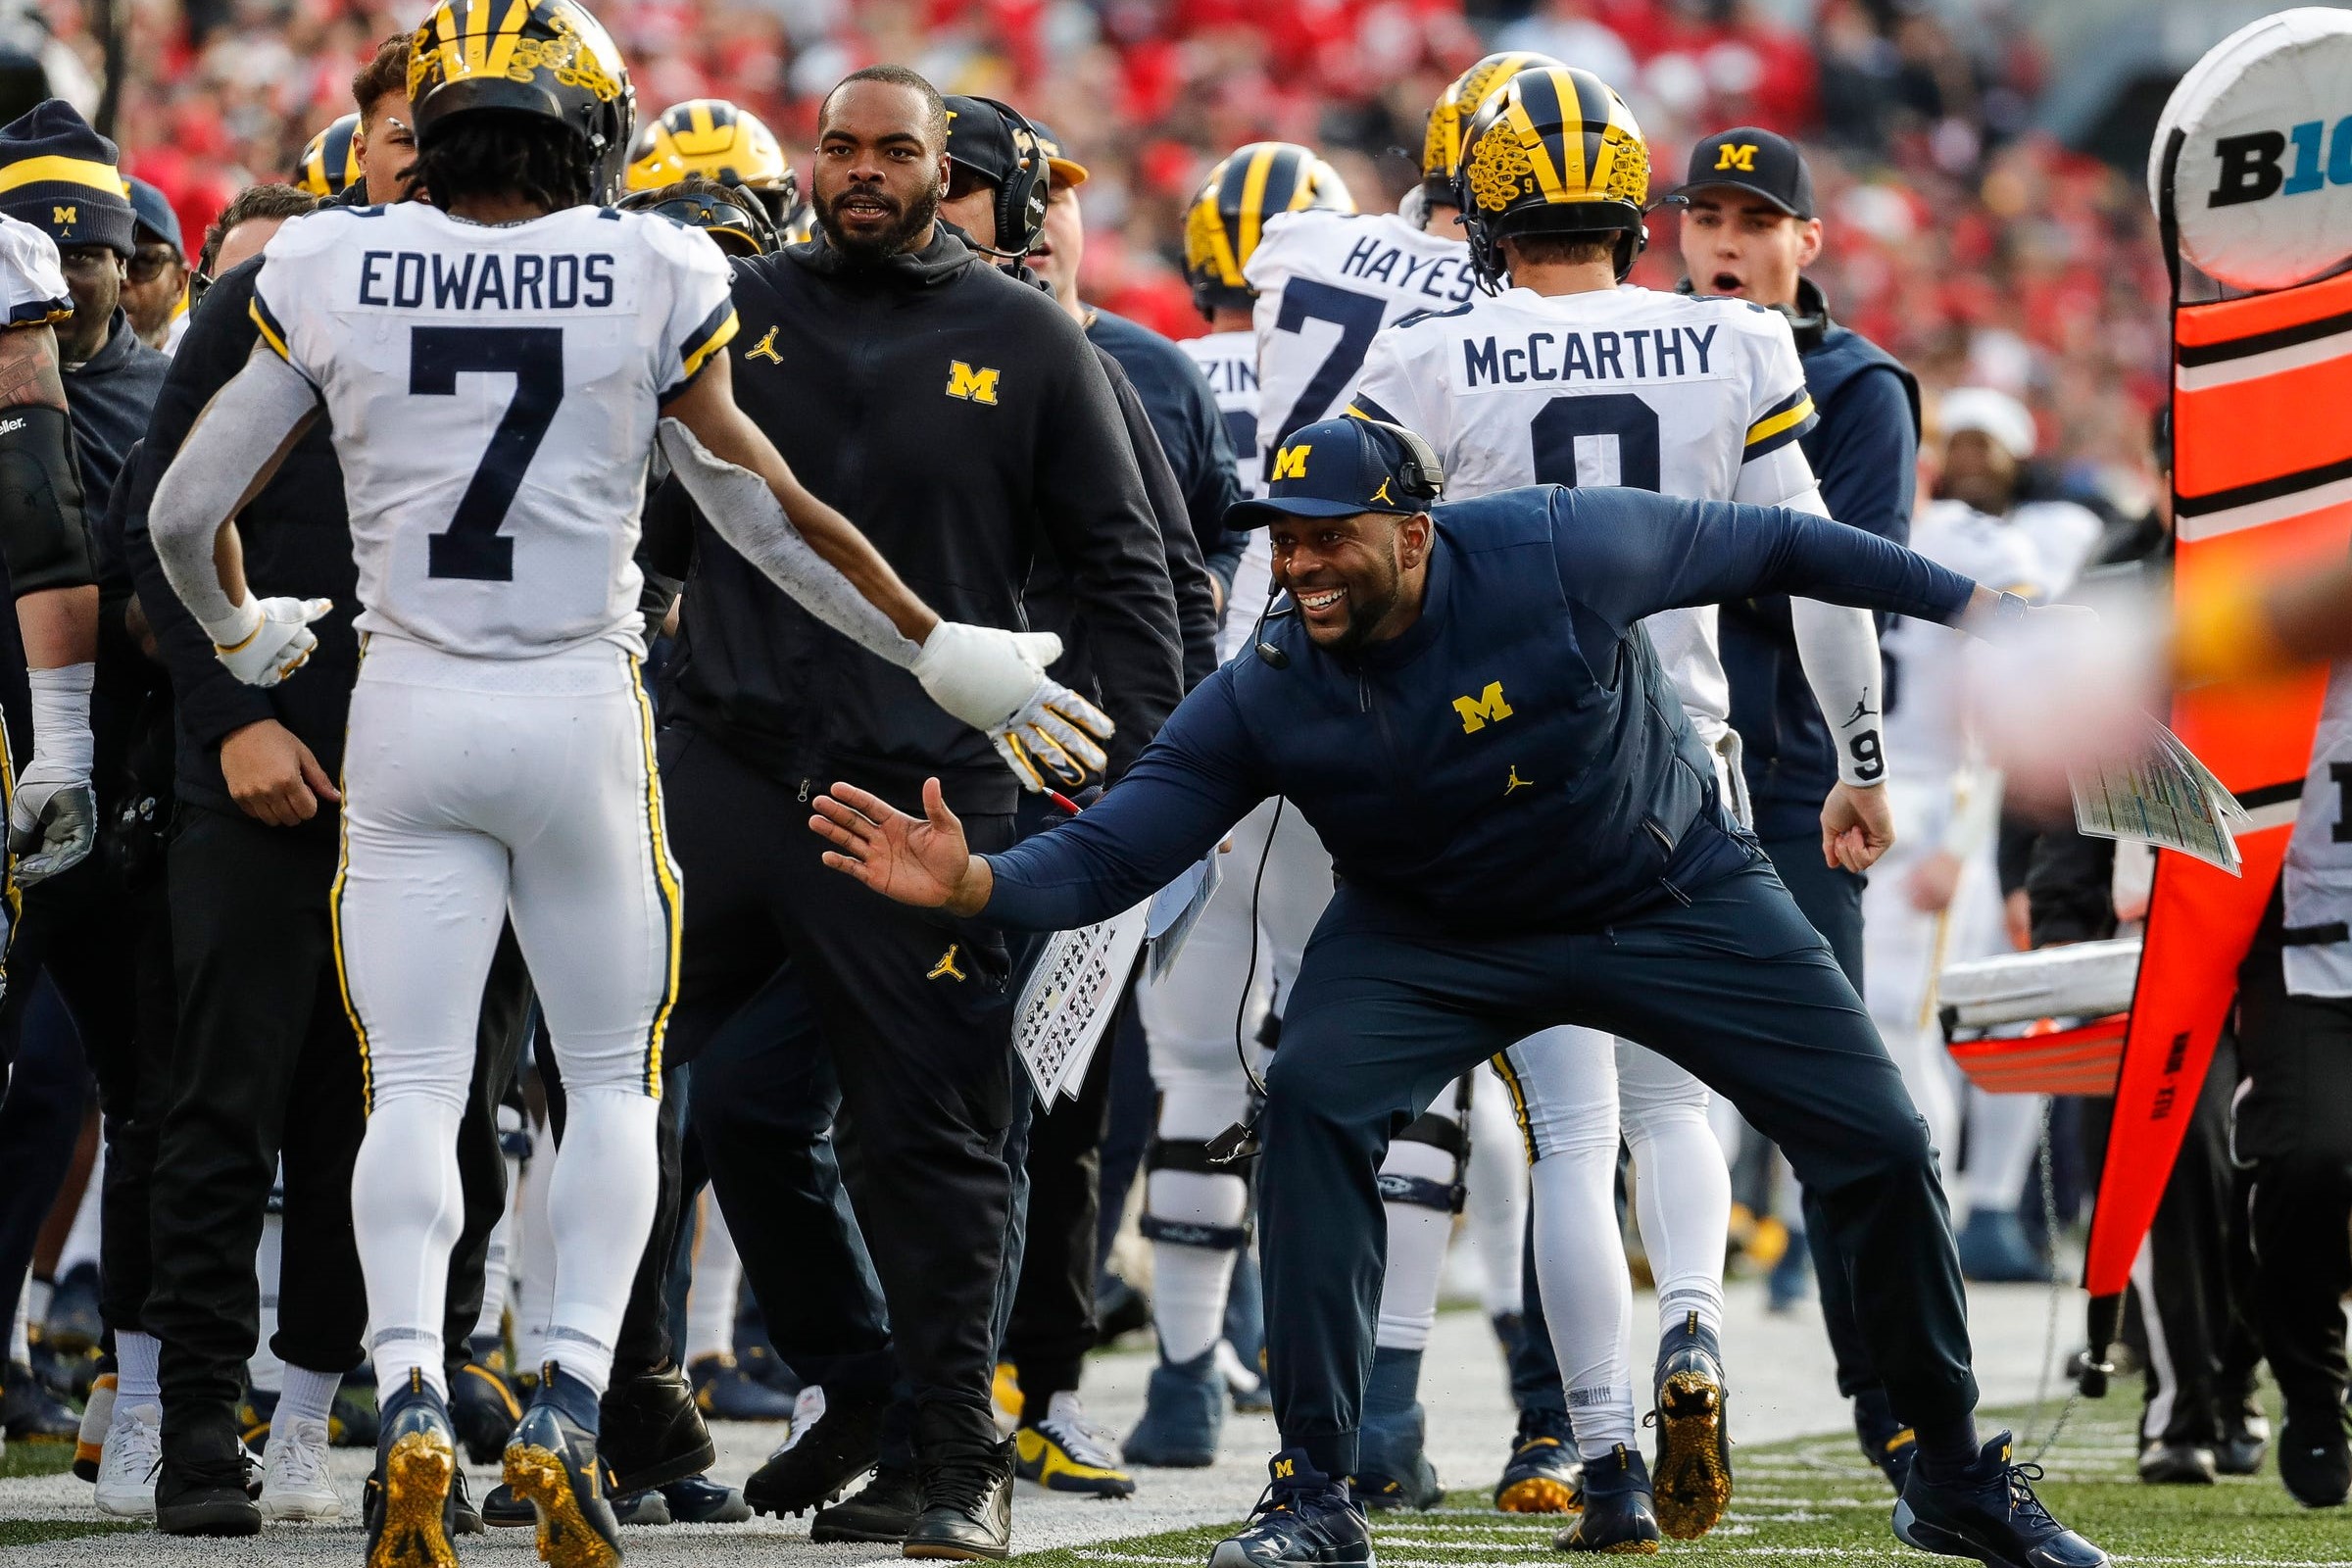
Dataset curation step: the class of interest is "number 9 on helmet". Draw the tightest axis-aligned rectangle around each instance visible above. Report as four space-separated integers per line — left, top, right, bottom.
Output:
1456 65 1651 287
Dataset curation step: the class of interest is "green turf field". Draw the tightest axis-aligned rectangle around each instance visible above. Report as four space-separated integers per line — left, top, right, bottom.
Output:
1016 1392 2352 1566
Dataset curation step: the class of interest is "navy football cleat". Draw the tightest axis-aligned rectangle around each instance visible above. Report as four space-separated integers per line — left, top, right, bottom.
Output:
504 1367 623 1568
366 1371 460 1568
1649 1312 1731 1540
1893 1432 2110 1568
1494 1407 1581 1514
1853 1387 1917 1493
1554 1443 1659 1554
1209 1450 1373 1568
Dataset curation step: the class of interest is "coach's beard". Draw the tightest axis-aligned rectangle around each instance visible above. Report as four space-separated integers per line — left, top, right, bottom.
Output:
815 184 940 265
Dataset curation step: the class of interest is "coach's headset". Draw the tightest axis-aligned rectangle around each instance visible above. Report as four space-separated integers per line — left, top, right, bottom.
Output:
955 97 1051 261
1250 417 1444 670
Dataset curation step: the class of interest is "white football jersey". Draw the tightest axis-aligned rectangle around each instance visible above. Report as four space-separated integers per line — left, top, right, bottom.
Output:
1180 326 1272 656
251 201 736 660
1245 209 1478 488
0 215 69 329
1352 285 1820 744
2285 661 2352 998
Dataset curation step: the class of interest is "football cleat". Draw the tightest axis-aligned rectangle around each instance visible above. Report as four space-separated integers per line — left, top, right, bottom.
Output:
661 1473 752 1523
366 1371 460 1568
1125 1348 1223 1468
505 1367 624 1568
259 1413 343 1520
41 1263 104 1354
1014 1392 1136 1496
2278 1403 2351 1508
2217 1395 2270 1477
743 1380 889 1517
2136 1440 2217 1486
810 1464 921 1543
3 1358 79 1442
1351 1348 1441 1512
1208 1449 1371 1568
1648 1312 1732 1540
73 1370 115 1481
1494 1406 1581 1513
93 1399 162 1519
1894 1432 2110 1568
1555 1444 1659 1554
903 1436 1015 1561
453 1359 523 1464
689 1351 797 1422
1853 1387 1916 1492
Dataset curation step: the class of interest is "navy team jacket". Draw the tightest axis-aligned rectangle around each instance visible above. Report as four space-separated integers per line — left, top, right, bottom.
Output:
981 484 1975 937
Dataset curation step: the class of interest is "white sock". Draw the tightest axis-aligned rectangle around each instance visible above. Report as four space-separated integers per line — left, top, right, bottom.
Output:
1374 1138 1454 1351
1466 1067 1529 1318
514 1150 555 1369
1962 1089 2044 1218
353 1095 466 1399
277 1364 341 1428
249 1211 285 1394
57 1146 104 1274
1530 1147 1635 1459
1624 1122 1730 1342
682 1192 743 1366
116 1331 161 1405
11 1270 29 1364
472 1207 513 1347
1147 1168 1248 1363
542 1088 659 1397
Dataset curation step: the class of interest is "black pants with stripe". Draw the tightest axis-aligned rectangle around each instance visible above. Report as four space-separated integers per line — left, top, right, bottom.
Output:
661 726 1019 1462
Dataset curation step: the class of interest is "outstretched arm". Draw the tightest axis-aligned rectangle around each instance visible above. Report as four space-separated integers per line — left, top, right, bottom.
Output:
148 342 330 686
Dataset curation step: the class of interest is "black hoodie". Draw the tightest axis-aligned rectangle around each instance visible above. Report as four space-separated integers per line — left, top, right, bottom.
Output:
650 225 1185 814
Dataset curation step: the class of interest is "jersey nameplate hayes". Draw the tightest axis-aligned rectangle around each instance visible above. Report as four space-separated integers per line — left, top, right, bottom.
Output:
250 199 736 662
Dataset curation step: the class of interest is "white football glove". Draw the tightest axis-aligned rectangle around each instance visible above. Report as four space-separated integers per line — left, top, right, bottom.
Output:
911 621 1116 791
208 595 333 688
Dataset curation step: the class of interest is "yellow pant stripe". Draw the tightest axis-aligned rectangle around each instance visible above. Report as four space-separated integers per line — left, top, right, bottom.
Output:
628 657 681 1097
1490 1051 1537 1164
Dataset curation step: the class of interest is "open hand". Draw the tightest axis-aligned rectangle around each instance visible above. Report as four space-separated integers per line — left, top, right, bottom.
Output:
809 777 989 913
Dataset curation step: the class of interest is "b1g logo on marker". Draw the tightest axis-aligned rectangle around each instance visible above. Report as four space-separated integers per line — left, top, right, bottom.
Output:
2207 118 2352 208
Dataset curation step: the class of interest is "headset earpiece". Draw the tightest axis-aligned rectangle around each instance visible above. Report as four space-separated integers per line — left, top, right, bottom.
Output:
975 96 1050 259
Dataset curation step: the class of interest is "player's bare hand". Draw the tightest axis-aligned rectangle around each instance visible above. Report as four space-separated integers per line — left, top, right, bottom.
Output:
1905 848 1962 914
1819 780 1894 873
220 718 340 827
810 777 991 914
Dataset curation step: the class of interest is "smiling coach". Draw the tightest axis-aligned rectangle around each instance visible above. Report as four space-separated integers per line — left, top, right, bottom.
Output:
641 63 1184 1558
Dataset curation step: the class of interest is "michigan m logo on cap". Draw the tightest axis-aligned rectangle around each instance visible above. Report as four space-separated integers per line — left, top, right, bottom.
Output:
946 361 1000 405
1272 443 1310 480
52 205 73 225
1713 143 1758 172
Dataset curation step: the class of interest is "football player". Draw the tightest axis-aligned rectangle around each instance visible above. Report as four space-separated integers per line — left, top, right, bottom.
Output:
295 114 364 199
624 99 797 232
146 4 1105 1565
1349 64 1894 1550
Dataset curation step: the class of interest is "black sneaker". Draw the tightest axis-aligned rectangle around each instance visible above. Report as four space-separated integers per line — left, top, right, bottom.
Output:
1853 1388 1916 1493
450 1467 485 1535
453 1360 522 1465
661 1472 751 1523
2136 1441 2217 1485
599 1359 714 1494
366 1371 461 1568
478 1480 535 1528
2278 1403 2351 1508
504 1367 624 1568
902 1437 1015 1561
1208 1450 1371 1568
2216 1396 2269 1477
744 1380 891 1517
1650 1312 1732 1540
812 1464 922 1544
1494 1406 1581 1514
155 1446 264 1537
1556 1444 1659 1554
1894 1431 2110 1568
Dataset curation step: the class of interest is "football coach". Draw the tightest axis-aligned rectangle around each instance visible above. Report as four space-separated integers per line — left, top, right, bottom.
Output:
811 416 2110 1568
646 61 1185 1558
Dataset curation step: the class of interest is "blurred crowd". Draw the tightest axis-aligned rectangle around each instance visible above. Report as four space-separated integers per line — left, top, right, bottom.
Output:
26 0 2165 515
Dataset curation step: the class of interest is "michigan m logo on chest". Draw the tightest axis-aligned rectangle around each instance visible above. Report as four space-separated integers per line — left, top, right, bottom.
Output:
946 361 1001 405
1452 681 1513 733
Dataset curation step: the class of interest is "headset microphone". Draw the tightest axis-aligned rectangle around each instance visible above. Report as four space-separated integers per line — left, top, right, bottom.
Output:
1250 579 1292 668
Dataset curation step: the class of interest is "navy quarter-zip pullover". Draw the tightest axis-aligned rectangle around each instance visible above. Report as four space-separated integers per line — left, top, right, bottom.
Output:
982 484 1974 935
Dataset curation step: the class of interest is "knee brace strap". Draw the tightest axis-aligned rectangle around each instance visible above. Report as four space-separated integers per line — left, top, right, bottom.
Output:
1148 1137 1234 1177
1377 1170 1465 1214
1396 1111 1466 1159
0 404 89 595
1140 1212 1251 1251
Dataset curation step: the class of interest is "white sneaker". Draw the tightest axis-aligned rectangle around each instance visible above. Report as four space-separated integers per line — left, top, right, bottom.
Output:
259 1414 341 1521
93 1400 162 1519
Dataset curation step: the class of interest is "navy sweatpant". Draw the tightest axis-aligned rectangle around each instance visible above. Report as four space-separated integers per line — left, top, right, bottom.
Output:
1256 858 1975 1479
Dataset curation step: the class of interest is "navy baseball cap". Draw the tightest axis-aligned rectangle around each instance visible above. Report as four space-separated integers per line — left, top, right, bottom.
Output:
1226 416 1443 529
126 175 182 256
1673 126 1814 220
